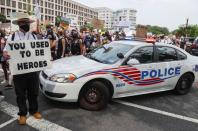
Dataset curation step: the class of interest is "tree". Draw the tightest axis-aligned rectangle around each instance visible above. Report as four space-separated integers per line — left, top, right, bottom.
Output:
0 13 6 23
147 25 169 35
91 18 104 29
172 25 198 37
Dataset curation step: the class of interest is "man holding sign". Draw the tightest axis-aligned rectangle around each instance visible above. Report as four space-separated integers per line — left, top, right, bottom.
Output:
4 13 51 125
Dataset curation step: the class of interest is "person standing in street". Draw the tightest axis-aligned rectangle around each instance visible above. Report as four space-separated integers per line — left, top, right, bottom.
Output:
0 30 12 89
70 29 83 55
3 13 42 125
56 29 66 59
45 25 58 60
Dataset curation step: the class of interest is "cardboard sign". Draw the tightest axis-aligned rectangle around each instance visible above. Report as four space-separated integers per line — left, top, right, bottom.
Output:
7 39 52 75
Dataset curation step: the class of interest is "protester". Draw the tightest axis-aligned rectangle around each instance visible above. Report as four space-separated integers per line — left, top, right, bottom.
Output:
3 13 42 125
180 36 186 49
45 25 57 60
64 30 71 56
70 29 83 55
105 31 112 43
83 31 92 53
56 29 66 59
0 30 12 89
114 31 120 41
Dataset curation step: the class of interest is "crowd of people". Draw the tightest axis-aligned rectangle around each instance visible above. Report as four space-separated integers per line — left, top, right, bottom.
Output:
32 25 123 61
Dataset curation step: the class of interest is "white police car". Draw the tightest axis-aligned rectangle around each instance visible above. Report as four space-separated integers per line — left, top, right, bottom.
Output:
40 40 198 110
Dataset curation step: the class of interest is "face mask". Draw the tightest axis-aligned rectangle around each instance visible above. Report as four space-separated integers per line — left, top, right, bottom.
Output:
19 24 30 32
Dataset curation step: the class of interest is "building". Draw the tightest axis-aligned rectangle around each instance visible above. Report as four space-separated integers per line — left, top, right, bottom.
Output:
96 7 137 31
95 7 113 29
113 8 137 31
0 0 98 27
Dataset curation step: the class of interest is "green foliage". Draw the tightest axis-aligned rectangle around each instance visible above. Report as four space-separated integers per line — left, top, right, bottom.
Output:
147 25 169 35
80 23 94 32
0 13 6 23
172 25 198 37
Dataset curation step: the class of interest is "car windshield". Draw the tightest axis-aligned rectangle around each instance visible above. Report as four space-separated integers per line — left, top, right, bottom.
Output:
84 42 133 64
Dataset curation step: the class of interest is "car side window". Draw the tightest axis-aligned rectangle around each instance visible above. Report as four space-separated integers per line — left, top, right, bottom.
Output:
157 46 178 62
129 46 154 64
177 50 187 60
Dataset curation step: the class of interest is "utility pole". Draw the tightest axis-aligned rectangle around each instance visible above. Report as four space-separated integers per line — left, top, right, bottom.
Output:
185 18 189 38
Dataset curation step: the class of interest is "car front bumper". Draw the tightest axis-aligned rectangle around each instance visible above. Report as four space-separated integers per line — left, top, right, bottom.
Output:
39 72 82 102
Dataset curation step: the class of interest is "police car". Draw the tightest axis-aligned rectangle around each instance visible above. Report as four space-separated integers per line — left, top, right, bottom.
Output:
39 40 198 110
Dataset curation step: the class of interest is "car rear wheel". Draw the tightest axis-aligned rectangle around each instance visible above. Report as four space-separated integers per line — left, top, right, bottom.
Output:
79 81 109 111
174 73 194 95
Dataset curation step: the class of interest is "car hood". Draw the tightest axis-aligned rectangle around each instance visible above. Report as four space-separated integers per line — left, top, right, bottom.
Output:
44 55 111 77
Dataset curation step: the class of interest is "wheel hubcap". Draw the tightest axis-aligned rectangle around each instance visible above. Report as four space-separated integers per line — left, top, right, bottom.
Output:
86 87 101 103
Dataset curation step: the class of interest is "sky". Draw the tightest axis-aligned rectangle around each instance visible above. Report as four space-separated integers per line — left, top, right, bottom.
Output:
74 0 198 31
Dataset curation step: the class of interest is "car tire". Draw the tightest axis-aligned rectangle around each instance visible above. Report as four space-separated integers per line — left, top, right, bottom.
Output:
174 73 194 95
79 81 110 111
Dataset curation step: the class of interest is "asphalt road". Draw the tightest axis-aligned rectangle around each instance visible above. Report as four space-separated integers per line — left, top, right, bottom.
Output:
1 72 198 131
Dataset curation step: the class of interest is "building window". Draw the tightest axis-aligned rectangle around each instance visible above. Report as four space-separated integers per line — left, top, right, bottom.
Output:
18 2 22 9
41 1 43 6
41 15 43 21
0 8 5 15
0 0 5 5
23 3 27 10
6 0 11 6
12 1 16 8
7 9 11 16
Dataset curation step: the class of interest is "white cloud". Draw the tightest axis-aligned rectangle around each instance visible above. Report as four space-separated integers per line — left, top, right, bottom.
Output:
74 0 198 31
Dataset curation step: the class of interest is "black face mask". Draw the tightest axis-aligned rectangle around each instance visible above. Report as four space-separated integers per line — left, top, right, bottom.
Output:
19 24 30 32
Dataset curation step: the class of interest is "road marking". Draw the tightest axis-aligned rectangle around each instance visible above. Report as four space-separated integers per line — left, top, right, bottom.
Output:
115 100 198 124
0 118 17 128
0 101 71 131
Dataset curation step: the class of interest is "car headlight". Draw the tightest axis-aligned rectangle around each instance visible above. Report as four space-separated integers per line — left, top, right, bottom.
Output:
49 74 76 83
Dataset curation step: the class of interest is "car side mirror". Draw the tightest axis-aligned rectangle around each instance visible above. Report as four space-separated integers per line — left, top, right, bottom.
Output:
117 53 124 59
127 58 140 65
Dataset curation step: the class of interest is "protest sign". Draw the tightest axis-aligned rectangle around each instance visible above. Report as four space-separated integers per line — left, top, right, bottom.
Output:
7 39 52 75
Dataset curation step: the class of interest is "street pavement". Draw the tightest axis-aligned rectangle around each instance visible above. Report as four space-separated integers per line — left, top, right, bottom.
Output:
1 72 198 131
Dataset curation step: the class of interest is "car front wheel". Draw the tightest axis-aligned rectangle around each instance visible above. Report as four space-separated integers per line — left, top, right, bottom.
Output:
174 73 194 95
79 81 110 111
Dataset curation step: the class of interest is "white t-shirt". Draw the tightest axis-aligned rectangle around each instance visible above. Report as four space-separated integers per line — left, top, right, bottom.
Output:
4 31 37 51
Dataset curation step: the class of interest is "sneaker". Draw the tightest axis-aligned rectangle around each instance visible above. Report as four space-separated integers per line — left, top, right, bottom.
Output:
1 80 7 84
33 112 42 119
0 95 5 102
4 84 13 90
18 116 27 125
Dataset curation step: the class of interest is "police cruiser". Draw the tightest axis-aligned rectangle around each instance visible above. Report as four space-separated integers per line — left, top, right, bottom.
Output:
40 40 198 110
